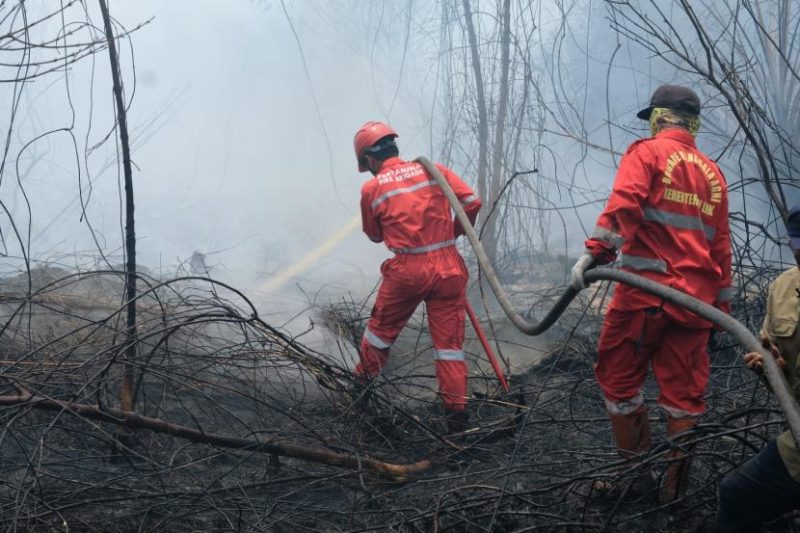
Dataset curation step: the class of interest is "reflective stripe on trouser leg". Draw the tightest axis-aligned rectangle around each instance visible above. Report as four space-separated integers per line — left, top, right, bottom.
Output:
435 349 465 361
597 307 710 417
424 267 468 411
434 349 467 410
357 263 429 378
660 403 701 420
355 335 389 378
604 393 644 416
364 326 391 349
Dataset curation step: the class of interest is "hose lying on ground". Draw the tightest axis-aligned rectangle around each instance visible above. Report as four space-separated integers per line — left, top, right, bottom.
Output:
416 156 800 449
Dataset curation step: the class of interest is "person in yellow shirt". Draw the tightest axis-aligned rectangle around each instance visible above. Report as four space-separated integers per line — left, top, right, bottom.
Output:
715 206 800 532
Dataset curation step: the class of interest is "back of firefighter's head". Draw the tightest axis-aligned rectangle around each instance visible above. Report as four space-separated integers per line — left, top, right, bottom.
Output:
637 85 701 137
354 121 399 175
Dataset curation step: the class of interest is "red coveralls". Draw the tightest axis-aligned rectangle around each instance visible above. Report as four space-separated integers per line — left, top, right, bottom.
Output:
586 128 732 419
358 156 481 412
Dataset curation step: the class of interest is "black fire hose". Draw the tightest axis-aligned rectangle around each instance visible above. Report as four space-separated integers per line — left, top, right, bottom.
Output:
415 156 800 449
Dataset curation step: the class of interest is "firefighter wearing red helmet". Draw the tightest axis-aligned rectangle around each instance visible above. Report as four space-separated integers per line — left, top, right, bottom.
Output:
570 85 733 502
353 120 482 433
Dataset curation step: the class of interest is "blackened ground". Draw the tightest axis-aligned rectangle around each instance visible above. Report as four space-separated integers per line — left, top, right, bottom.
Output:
0 270 798 532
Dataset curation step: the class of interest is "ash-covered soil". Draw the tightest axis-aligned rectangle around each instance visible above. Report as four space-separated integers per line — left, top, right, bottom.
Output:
0 267 797 532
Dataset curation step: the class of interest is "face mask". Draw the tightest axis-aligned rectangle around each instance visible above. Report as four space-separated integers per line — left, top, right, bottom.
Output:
650 107 700 137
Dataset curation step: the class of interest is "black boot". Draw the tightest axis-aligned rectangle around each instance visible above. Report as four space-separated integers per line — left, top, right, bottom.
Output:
351 377 374 412
446 410 470 434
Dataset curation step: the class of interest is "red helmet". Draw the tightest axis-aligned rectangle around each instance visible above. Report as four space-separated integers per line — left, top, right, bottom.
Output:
353 121 398 172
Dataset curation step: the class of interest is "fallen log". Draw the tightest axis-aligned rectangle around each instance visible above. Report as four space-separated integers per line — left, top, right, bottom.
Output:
0 391 431 480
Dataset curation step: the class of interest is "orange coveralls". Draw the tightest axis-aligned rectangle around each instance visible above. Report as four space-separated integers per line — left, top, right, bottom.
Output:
586 128 732 418
358 156 481 411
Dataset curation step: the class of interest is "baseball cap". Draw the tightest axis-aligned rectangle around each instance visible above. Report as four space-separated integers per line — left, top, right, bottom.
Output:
789 205 800 250
637 85 702 120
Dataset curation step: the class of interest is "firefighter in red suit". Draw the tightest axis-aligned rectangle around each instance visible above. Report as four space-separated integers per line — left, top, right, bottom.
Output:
570 86 733 502
353 121 482 432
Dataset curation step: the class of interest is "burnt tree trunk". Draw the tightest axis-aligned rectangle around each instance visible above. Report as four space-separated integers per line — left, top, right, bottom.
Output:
462 0 493 265
98 0 137 414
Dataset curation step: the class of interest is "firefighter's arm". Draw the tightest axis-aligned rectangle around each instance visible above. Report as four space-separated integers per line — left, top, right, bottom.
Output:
710 182 733 314
746 290 786 373
585 144 653 265
438 163 482 237
360 183 383 243
760 287 783 362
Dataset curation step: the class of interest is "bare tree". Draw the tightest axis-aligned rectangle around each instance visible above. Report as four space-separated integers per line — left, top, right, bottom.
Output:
436 0 549 272
98 0 138 421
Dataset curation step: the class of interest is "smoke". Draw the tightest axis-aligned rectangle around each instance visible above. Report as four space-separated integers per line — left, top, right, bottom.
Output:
3 1 790 359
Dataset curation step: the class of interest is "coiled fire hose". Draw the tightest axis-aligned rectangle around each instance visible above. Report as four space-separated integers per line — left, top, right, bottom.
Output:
415 156 800 449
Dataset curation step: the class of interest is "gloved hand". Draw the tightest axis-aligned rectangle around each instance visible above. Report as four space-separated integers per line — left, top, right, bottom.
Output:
570 251 596 291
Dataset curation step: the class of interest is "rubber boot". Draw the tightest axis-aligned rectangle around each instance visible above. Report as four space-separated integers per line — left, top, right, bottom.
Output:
351 375 374 413
660 416 695 504
593 406 654 497
609 405 652 458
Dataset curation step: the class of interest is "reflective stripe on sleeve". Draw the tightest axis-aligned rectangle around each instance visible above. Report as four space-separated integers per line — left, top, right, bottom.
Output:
716 286 735 303
435 349 465 361
591 226 625 248
389 239 457 254
620 254 668 273
643 207 715 241
364 327 391 350
461 194 479 205
371 180 436 209
604 393 643 415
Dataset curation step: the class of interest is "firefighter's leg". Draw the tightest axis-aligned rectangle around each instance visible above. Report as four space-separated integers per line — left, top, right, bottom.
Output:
426 269 468 425
652 323 710 503
356 258 427 379
716 440 800 532
595 308 660 458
